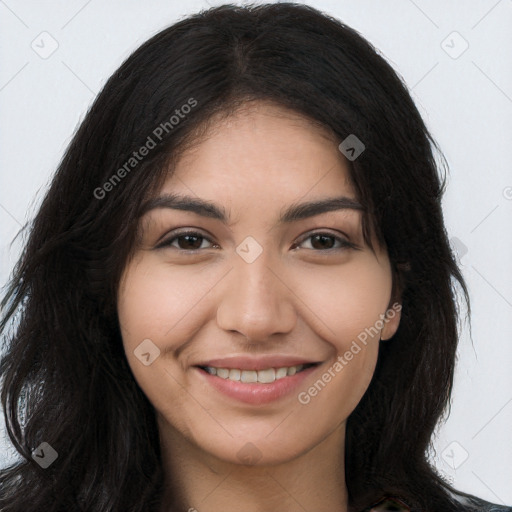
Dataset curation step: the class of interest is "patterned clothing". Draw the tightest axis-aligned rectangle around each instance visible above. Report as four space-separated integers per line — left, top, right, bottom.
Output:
365 497 409 511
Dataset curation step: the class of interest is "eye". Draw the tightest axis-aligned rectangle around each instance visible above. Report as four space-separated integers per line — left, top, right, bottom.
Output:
156 230 218 252
156 229 357 253
293 231 357 251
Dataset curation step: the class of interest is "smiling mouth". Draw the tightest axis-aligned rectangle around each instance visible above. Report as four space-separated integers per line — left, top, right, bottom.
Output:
197 362 319 384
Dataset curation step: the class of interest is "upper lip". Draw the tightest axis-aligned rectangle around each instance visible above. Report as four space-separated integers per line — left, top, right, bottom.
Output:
194 355 321 371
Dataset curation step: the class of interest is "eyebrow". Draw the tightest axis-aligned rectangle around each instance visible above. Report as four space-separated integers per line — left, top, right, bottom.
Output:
139 193 364 224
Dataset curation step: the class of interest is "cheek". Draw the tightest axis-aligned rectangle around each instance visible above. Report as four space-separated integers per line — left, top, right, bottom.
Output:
117 256 221 349
116 257 216 426
292 262 388 428
291 253 393 349
278 255 390 421
117 256 229 421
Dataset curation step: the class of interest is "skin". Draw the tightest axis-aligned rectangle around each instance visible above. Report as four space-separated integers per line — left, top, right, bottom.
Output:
117 101 401 512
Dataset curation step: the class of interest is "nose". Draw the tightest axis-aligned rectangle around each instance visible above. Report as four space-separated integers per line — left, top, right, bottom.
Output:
215 253 297 342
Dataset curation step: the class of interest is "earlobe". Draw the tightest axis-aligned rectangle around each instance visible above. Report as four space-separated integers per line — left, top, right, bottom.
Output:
380 302 402 341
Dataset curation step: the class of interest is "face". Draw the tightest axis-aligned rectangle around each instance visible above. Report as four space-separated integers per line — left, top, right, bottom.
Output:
117 101 401 467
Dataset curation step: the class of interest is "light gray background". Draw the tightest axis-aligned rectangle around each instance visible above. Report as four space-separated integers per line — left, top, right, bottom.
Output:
1 0 511 504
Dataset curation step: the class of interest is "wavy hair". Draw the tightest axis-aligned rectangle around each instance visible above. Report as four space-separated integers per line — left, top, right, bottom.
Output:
1 3 471 511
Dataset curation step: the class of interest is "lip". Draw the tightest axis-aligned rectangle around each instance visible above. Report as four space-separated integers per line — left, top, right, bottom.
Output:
194 362 321 405
194 355 319 371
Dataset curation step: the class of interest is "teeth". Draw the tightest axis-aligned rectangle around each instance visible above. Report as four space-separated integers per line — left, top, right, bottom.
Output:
216 368 229 379
203 364 306 383
228 369 241 381
241 370 258 383
257 368 275 383
275 367 288 379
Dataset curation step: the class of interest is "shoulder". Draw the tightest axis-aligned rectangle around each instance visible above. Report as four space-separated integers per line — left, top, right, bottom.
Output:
448 491 512 512
364 493 512 511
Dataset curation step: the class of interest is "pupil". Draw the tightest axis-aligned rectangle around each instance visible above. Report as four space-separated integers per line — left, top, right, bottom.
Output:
312 234 333 250
180 235 202 250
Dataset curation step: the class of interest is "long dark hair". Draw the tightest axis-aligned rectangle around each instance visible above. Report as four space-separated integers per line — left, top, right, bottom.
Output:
1 3 472 511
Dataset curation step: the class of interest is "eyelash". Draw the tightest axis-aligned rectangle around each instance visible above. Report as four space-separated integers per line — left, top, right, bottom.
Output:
156 229 358 253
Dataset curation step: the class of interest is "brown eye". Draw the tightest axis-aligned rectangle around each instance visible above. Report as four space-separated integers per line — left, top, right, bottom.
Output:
294 231 356 251
309 234 337 250
157 231 217 251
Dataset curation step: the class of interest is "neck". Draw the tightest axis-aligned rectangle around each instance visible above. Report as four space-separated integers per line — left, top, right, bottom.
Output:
158 420 349 512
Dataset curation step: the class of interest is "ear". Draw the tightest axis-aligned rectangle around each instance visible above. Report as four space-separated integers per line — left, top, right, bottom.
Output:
381 263 407 341
380 302 402 341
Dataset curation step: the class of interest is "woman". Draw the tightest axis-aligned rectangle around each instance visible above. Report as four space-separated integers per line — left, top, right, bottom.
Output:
0 3 509 511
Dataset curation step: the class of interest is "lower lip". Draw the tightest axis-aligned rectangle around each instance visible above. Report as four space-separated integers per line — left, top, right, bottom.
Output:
195 365 319 405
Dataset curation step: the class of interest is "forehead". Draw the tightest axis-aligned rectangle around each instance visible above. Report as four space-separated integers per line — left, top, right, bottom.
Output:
160 101 356 207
